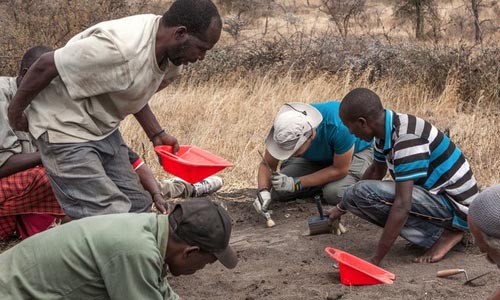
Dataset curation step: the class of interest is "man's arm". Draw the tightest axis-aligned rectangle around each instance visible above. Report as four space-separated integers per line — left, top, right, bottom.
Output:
257 150 279 190
101 251 179 300
362 161 387 180
370 180 413 266
134 104 179 153
299 147 354 188
0 152 41 178
8 52 58 131
135 163 168 214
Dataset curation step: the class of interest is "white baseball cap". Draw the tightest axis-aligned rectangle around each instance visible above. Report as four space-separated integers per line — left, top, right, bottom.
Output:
265 103 323 160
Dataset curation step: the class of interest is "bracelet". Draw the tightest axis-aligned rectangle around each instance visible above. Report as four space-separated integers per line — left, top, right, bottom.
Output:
152 192 164 198
293 178 303 191
336 203 347 213
149 129 166 142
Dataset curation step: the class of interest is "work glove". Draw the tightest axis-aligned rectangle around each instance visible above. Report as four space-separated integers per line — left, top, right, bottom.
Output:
271 173 301 192
253 189 272 213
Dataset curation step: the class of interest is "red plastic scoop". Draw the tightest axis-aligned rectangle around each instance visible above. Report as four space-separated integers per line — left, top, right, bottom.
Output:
325 247 395 285
154 145 233 184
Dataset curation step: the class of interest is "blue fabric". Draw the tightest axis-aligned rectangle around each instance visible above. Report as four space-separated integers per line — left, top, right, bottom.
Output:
429 135 451 162
382 109 393 151
424 146 462 189
343 180 458 248
302 101 371 163
394 160 430 174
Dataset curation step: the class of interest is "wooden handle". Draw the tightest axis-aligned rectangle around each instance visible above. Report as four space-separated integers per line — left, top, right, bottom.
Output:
437 269 464 277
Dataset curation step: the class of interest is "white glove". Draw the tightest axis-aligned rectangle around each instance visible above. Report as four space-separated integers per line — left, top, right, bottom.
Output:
271 174 300 192
253 189 272 213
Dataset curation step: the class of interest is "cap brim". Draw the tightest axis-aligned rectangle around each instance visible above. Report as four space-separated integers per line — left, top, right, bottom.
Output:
265 128 309 161
265 103 323 160
214 245 238 269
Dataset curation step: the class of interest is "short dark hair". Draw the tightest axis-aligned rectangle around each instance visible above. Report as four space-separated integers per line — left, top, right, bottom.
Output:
19 45 52 75
162 0 221 38
340 88 384 121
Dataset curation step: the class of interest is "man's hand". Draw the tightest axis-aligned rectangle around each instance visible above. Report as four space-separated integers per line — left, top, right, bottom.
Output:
327 206 345 222
8 109 29 132
253 189 272 214
152 193 169 215
152 131 179 153
368 255 383 266
271 174 300 192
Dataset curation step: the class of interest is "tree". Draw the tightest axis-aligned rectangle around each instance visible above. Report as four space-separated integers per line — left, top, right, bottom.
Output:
394 0 439 40
320 0 366 38
471 0 482 43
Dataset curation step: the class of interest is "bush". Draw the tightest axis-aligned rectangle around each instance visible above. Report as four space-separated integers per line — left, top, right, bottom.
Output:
187 33 498 106
0 0 166 75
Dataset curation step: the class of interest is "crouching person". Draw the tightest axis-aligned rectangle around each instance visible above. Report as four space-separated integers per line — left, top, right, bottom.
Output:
329 88 479 265
254 102 372 224
0 199 237 299
468 185 500 300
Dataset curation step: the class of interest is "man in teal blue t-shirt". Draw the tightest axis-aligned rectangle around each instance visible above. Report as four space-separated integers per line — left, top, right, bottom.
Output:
254 102 372 225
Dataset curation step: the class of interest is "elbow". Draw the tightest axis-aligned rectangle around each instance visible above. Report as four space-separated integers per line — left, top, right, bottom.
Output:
335 166 350 179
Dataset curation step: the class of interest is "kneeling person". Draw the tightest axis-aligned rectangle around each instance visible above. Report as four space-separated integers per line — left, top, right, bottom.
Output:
468 185 500 300
330 88 479 265
254 102 372 220
0 199 237 299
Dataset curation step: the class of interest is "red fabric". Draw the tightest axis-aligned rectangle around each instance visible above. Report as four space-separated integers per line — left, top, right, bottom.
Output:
17 214 57 239
131 157 144 170
0 166 64 240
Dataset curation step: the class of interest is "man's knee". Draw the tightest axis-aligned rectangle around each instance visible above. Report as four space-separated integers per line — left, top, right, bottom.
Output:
322 184 346 205
342 180 382 208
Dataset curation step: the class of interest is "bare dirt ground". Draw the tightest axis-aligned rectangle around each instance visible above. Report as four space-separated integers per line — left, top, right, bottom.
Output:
170 189 499 300
0 189 497 299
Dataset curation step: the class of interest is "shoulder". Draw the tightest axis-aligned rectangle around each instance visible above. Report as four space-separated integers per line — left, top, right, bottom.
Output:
312 101 342 126
67 14 160 60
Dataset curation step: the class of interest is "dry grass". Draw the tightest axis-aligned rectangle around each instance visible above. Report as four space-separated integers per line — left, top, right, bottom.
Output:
121 70 500 191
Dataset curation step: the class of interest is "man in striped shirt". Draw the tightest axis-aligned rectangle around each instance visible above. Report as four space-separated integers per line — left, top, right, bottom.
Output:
328 88 478 265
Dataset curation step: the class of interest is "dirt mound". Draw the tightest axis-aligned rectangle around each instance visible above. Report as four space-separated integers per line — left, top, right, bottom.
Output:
170 189 499 300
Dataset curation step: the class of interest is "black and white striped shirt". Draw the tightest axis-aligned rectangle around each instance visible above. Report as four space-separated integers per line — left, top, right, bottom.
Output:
374 110 478 219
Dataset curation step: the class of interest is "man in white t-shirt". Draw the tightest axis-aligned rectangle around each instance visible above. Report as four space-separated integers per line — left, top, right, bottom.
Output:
7 0 222 219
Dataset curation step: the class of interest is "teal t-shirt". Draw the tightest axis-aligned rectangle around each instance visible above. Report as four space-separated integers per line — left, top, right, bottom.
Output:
302 101 371 164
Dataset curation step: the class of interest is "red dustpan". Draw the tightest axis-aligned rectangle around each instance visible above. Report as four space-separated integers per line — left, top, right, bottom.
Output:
325 247 395 286
154 145 233 184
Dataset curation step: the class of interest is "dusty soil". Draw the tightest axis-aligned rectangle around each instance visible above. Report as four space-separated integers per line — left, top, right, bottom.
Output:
1 189 497 299
170 189 499 300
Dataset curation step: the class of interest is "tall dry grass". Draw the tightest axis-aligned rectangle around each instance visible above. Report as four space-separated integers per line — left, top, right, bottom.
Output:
121 70 500 191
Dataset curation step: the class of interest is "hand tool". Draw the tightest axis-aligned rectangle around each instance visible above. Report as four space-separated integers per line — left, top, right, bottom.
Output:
263 211 276 228
307 194 332 235
257 150 276 227
437 269 491 286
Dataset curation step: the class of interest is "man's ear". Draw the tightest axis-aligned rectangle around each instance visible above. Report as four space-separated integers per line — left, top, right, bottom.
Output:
311 128 317 139
183 245 201 258
174 26 188 41
358 117 368 128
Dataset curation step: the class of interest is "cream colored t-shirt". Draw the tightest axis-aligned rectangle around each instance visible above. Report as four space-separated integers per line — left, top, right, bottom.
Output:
27 14 182 143
0 77 36 167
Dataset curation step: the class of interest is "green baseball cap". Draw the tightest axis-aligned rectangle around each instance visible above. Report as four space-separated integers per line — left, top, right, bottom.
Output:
169 199 238 269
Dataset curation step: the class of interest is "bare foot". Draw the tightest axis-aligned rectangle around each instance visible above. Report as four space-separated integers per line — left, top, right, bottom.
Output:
413 230 464 263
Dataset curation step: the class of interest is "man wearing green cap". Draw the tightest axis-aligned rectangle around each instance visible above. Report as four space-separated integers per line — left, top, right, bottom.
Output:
0 199 237 299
